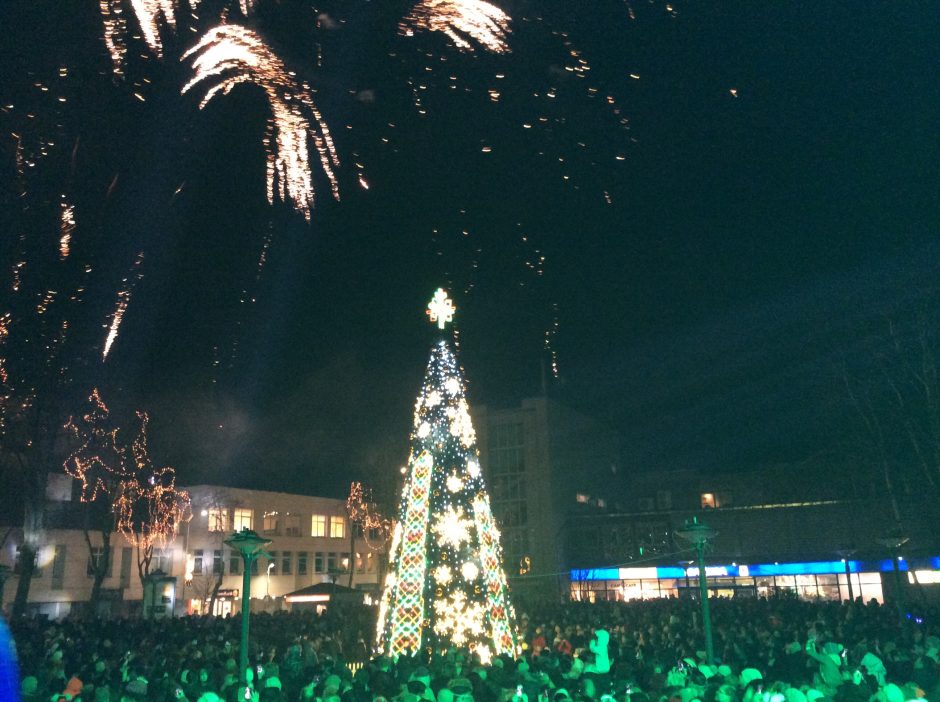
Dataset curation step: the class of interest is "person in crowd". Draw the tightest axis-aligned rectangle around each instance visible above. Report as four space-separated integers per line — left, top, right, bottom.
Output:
6 596 940 702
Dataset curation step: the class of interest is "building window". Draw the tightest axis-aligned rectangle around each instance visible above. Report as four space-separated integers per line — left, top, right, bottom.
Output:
213 550 224 575
701 493 717 509
311 515 327 537
153 548 172 573
229 551 241 575
298 552 308 575
233 508 253 531
330 516 346 539
284 513 302 537
207 508 230 533
341 553 350 571
193 550 204 575
263 511 280 535
315 552 325 573
85 547 110 578
250 558 259 575
327 552 337 572
282 551 292 575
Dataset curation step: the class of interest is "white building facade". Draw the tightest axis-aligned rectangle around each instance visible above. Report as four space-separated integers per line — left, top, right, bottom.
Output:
0 482 384 618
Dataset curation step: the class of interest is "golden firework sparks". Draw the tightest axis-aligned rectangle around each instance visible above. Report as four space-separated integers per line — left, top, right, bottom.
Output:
400 0 511 54
182 24 340 220
102 251 144 361
100 0 128 76
59 201 75 260
128 0 178 56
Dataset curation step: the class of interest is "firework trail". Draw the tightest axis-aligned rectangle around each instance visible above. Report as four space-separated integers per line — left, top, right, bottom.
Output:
128 0 178 56
100 0 129 76
182 24 340 220
400 0 511 53
59 200 75 261
102 251 145 361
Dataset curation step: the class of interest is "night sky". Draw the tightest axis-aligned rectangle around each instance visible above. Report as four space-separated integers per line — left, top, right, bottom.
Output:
2 1 938 499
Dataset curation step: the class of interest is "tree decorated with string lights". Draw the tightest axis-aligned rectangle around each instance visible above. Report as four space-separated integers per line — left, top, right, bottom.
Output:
64 389 191 604
114 411 192 586
346 481 390 587
63 389 136 611
376 289 518 662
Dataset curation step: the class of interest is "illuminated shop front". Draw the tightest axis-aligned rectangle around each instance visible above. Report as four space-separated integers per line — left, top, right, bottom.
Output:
570 557 940 603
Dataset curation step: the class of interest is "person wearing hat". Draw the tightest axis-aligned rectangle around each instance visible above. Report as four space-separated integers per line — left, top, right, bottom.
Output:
120 679 148 702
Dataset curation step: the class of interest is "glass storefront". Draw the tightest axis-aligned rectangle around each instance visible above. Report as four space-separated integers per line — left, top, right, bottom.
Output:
569 560 899 603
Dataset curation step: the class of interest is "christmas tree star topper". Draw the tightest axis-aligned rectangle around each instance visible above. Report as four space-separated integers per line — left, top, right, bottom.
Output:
427 288 456 330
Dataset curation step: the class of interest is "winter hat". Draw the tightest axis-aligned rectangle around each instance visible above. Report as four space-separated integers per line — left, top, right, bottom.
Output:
699 665 718 680
805 690 825 702
449 678 473 695
21 676 38 695
124 679 148 701
882 685 905 702
63 677 84 697
554 690 571 701
264 676 283 690
717 666 733 679
739 669 763 688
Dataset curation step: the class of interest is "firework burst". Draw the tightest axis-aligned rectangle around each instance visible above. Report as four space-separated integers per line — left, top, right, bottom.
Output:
182 24 340 220
128 0 178 56
399 0 511 53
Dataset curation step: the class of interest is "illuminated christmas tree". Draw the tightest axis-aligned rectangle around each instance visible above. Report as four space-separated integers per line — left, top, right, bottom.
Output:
376 289 518 661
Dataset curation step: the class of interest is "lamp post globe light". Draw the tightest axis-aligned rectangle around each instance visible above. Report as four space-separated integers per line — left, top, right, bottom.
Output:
224 528 272 687
676 516 717 665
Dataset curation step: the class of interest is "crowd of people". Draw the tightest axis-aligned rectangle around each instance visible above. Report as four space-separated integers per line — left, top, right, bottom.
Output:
7 595 940 702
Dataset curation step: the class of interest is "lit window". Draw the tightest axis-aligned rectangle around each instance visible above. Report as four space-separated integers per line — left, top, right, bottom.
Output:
311 514 327 537
701 493 717 509
576 493 590 504
330 516 346 539
282 551 292 575
233 508 253 531
207 508 230 533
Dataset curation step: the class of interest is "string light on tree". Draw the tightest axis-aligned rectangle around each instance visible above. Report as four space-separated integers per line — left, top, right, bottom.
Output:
377 289 518 659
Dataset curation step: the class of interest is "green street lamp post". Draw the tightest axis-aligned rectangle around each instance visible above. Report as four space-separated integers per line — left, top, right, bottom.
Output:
836 548 856 603
224 529 272 688
677 517 717 664
877 533 909 621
